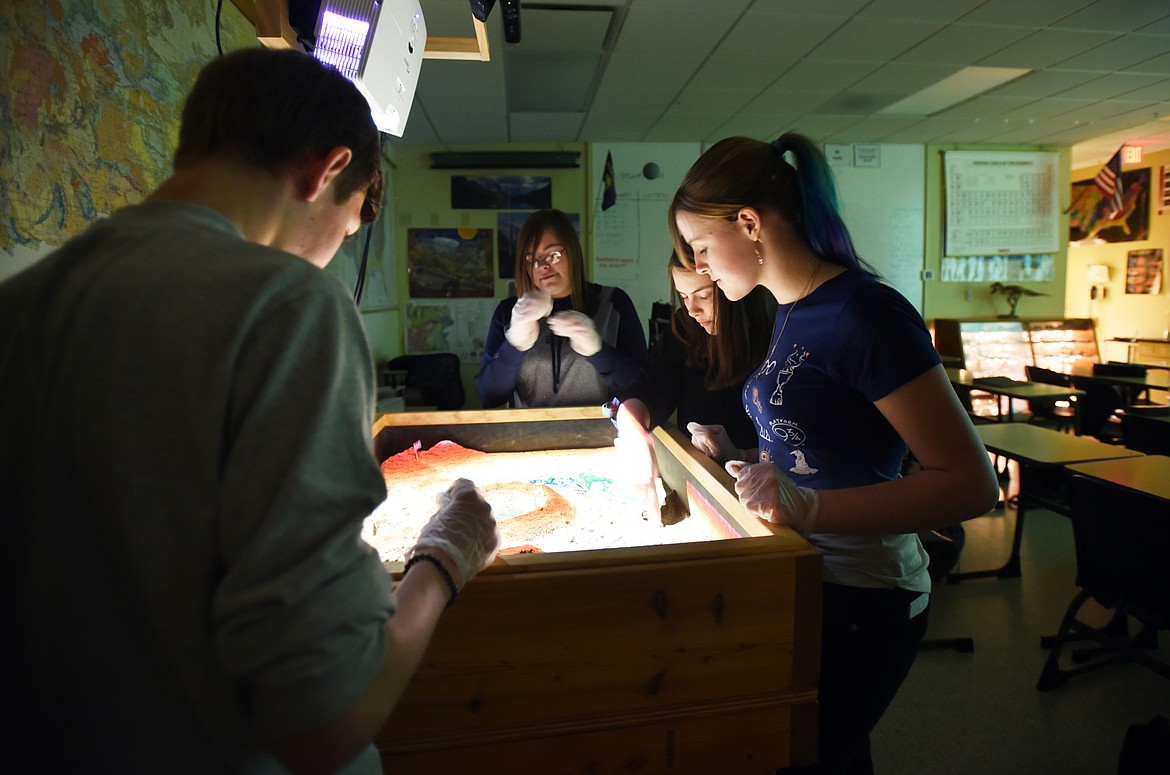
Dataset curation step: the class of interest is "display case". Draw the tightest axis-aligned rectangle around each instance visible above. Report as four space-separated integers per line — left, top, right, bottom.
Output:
370 407 822 774
933 318 1100 378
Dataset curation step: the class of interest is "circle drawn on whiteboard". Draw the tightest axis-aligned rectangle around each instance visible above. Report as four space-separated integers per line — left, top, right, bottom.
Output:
642 162 661 180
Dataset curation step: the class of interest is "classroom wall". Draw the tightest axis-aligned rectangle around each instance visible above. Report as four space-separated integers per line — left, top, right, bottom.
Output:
388 144 589 407
922 144 1072 322
1065 146 1170 361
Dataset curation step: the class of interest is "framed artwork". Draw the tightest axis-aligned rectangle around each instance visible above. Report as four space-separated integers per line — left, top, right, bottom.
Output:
1069 168 1150 243
451 175 552 210
1126 249 1163 295
406 228 494 298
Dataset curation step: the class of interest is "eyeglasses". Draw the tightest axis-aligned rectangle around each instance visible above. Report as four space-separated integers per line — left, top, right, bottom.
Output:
524 250 563 268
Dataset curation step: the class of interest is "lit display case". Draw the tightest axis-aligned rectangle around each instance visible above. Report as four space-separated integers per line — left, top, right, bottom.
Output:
1025 319 1100 371
934 318 1100 377
370 407 822 773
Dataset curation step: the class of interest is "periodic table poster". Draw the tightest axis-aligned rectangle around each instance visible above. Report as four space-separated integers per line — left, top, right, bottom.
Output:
943 151 1060 256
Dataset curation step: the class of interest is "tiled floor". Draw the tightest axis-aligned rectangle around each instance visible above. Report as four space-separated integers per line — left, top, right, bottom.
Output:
871 477 1170 774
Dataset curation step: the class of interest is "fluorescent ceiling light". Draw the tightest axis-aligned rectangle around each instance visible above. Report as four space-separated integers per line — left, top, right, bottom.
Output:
878 66 1031 116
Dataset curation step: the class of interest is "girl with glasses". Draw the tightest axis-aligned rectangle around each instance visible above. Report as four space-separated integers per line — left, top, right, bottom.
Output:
476 209 647 408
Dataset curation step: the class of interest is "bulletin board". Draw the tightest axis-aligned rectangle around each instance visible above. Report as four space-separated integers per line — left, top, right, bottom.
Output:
943 150 1060 256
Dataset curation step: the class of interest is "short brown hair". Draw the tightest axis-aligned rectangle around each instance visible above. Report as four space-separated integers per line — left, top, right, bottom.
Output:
174 47 383 223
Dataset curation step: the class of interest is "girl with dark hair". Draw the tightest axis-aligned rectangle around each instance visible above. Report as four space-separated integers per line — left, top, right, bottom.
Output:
670 133 997 775
476 209 647 408
621 254 774 451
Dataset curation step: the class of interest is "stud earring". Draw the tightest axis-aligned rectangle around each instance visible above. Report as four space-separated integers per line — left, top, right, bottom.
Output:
755 240 764 265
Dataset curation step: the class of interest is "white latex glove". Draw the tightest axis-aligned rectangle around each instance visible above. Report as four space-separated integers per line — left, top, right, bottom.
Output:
611 401 661 519
546 311 602 356
725 460 820 537
504 290 553 352
686 422 741 465
407 478 500 589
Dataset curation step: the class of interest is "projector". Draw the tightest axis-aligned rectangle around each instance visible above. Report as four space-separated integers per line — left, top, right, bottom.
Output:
310 0 426 136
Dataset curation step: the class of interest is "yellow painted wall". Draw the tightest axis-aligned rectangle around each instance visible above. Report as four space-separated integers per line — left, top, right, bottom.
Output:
922 144 1071 322
387 145 589 407
1065 147 1170 361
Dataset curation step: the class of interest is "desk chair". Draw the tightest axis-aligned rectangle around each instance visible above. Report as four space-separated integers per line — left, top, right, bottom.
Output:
1023 365 1077 434
1121 411 1170 455
647 302 672 351
385 353 465 410
1036 476 1170 690
1069 375 1124 442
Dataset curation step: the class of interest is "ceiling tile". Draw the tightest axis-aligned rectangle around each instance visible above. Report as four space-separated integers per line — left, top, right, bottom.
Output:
579 112 660 142
979 29 1122 69
1051 1 1170 33
403 0 1170 164
613 7 740 54
805 18 949 62
1051 72 1167 100
896 23 1035 66
504 54 602 112
515 8 612 53
508 112 585 142
1054 33 1170 72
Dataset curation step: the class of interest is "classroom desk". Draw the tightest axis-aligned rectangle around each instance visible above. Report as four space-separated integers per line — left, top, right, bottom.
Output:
1069 363 1170 405
949 424 1145 582
946 369 1085 425
1066 455 1170 502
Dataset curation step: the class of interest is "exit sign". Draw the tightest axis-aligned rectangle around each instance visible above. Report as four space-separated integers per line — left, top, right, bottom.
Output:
1122 146 1143 164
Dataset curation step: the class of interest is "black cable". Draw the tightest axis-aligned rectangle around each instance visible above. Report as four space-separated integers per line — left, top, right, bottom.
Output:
353 223 373 304
215 0 224 55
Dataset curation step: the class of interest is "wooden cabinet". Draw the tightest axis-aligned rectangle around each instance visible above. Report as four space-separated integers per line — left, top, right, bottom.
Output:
1134 339 1170 368
370 407 822 774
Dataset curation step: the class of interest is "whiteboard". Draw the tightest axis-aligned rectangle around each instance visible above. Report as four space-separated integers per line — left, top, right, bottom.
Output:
831 144 926 312
589 143 701 338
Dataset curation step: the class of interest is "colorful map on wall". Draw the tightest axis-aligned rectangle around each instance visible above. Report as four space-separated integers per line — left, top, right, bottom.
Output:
0 1 254 254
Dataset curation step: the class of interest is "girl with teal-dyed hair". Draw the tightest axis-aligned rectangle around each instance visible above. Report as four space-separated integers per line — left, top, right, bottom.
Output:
669 133 998 775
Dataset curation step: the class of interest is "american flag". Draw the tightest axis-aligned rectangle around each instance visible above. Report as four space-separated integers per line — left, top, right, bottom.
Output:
1093 147 1124 218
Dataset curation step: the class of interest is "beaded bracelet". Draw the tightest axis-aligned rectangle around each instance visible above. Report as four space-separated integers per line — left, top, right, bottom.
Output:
403 552 459 608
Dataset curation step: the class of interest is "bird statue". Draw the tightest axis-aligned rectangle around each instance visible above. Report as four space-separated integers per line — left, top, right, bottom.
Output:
989 283 1047 319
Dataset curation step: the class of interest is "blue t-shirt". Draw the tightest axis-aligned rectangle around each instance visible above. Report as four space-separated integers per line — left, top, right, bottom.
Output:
743 269 938 590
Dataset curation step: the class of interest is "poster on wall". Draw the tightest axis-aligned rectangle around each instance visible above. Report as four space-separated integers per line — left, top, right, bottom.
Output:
451 175 552 210
404 299 498 363
1126 249 1163 294
940 254 1055 283
331 223 396 311
407 228 494 298
1069 168 1150 244
496 212 581 280
943 151 1061 256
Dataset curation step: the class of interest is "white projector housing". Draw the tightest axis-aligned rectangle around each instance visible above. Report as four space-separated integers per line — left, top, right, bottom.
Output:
311 0 426 137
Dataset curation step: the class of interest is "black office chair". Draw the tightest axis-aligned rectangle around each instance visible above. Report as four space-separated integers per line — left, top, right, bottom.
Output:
1037 476 1170 690
1121 411 1170 455
1069 374 1124 442
385 353 465 410
1024 365 1077 434
647 301 672 351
